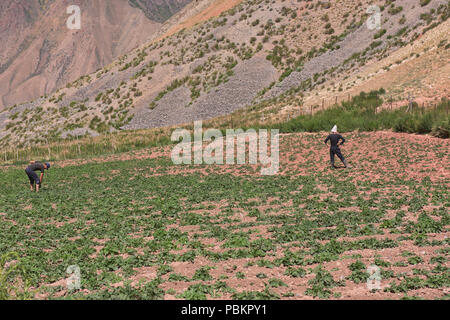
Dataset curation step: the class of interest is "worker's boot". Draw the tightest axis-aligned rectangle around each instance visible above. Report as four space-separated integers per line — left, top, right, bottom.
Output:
330 161 336 169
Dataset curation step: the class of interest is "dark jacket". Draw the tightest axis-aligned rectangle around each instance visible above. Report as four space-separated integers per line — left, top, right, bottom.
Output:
324 134 345 149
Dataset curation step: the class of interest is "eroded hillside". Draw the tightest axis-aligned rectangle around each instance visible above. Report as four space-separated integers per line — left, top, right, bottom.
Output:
0 0 193 110
0 0 448 148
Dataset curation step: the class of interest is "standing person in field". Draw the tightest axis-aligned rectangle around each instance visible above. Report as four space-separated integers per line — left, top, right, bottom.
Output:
25 161 50 192
324 125 350 169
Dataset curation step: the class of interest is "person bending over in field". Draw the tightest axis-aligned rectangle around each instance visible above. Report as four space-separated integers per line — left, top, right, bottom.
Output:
25 161 50 192
324 126 350 169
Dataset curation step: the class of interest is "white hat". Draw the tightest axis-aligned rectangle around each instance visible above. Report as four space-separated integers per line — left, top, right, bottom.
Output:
331 125 337 133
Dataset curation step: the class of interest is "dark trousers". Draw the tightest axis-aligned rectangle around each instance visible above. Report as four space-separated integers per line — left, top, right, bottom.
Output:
330 147 345 165
25 168 40 185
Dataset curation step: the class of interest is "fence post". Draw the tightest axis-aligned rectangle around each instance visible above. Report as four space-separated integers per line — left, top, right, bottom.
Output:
110 133 113 153
407 92 415 112
46 139 51 160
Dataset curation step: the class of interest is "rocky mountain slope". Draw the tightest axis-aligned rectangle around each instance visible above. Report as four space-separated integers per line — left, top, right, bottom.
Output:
0 0 448 148
129 0 193 22
0 0 193 110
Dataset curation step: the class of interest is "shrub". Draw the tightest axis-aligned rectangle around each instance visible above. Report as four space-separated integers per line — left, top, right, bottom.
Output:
415 113 433 134
388 6 403 15
394 116 415 133
431 119 450 138
374 29 387 39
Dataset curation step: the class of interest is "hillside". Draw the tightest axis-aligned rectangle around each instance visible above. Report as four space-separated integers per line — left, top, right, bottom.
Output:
0 0 448 148
0 0 193 110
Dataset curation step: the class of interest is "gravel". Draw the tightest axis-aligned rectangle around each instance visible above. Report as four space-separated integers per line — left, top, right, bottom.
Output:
124 53 278 129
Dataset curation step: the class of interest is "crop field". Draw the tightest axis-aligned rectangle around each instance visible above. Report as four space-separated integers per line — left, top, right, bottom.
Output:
0 131 449 300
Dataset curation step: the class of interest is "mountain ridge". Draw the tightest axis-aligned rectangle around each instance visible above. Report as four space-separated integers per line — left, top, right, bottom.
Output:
0 0 193 109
